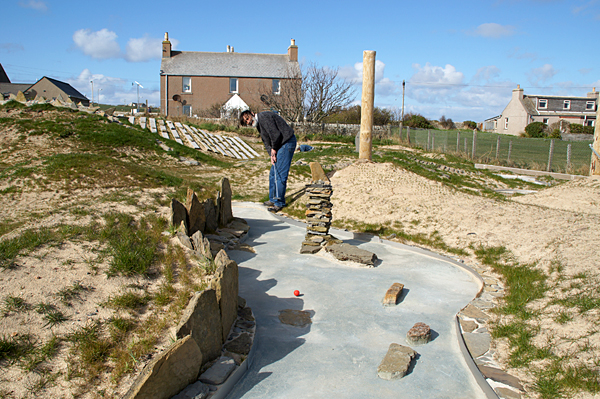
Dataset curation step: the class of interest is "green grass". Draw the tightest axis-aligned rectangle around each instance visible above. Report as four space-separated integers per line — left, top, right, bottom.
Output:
0 334 36 364
55 282 93 306
65 321 112 377
2 295 30 315
104 291 151 311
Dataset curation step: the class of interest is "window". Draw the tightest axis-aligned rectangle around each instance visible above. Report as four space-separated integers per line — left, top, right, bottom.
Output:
229 78 238 93
504 117 509 129
272 79 280 95
543 118 549 124
586 120 595 127
587 101 595 110
183 105 191 116
183 77 191 93
563 100 571 110
538 99 547 109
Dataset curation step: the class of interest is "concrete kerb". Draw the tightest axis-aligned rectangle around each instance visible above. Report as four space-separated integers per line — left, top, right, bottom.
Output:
474 163 585 181
263 208 500 399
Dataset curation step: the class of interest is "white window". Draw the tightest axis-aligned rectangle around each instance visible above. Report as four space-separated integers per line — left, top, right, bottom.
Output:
504 117 509 129
272 79 280 95
183 105 192 116
538 99 547 109
586 101 595 110
183 77 191 93
229 78 238 93
543 118 549 124
563 100 571 110
586 120 594 127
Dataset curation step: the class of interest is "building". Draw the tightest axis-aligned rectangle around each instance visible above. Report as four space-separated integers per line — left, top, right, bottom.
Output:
0 63 33 100
488 85 598 135
160 33 300 117
27 76 89 105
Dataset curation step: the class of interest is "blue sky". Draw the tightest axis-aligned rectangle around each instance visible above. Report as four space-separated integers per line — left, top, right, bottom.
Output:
2 0 599 122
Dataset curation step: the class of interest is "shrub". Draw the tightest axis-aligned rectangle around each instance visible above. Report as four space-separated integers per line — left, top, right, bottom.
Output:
463 120 477 130
569 124 594 135
403 113 433 129
525 122 547 138
439 115 455 129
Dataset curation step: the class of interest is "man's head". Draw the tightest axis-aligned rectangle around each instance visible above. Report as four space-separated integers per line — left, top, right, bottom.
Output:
240 110 255 126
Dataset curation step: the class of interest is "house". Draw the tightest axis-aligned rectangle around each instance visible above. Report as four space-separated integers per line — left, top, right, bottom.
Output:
0 63 33 100
27 76 89 106
160 32 300 117
489 85 598 135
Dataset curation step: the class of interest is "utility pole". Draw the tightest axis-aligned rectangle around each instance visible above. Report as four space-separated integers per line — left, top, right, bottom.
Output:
359 50 376 160
591 103 600 175
90 80 94 107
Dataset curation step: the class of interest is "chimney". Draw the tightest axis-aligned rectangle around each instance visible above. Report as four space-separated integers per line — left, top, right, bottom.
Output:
162 32 171 58
288 39 298 62
587 87 598 98
227 45 230 52
512 84 524 100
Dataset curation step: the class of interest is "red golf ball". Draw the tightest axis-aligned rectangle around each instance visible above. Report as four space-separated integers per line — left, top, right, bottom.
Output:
293 290 300 297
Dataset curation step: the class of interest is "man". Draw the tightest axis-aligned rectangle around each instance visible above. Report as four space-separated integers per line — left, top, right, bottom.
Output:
240 110 297 212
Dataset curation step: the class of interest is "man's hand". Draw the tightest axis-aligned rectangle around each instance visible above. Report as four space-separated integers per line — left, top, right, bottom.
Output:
270 149 277 165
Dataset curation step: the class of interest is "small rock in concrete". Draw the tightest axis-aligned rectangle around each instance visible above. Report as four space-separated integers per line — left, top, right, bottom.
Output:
325 243 377 266
406 322 431 345
382 283 404 306
377 343 417 380
278 309 312 327
459 318 478 333
198 356 236 385
171 380 210 399
495 387 522 399
300 244 322 254
459 304 490 321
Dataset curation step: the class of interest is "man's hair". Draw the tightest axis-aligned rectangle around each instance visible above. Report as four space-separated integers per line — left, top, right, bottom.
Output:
239 110 253 126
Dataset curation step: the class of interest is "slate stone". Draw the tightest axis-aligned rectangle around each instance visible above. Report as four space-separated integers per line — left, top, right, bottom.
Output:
191 230 212 260
228 218 249 233
172 198 189 234
198 356 236 385
186 189 205 237
213 249 230 269
238 306 254 322
124 335 202 399
176 290 223 364
383 283 404 306
204 198 218 233
219 177 233 227
459 318 478 333
300 244 322 254
479 365 524 390
171 380 210 399
309 162 329 182
377 343 417 380
325 243 377 266
495 387 522 399
406 322 431 345
211 260 239 341
463 332 491 358
177 231 193 250
460 304 490 321
278 309 312 327
223 332 252 355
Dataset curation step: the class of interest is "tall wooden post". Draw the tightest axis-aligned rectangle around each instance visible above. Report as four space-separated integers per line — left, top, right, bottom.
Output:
360 50 376 160
591 104 600 175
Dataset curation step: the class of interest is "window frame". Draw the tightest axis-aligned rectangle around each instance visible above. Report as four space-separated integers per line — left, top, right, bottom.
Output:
182 77 192 93
538 99 548 109
563 100 571 110
504 117 509 130
586 101 595 110
229 78 238 94
272 79 281 95
543 118 549 124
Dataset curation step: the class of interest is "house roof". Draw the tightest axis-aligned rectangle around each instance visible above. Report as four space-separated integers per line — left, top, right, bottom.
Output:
0 64 10 83
32 76 88 101
160 51 300 78
0 83 32 95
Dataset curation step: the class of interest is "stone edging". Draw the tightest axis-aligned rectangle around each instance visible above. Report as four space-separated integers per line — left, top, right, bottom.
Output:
265 208 523 399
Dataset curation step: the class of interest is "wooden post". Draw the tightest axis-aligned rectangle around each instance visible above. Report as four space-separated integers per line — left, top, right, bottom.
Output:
547 139 555 172
407 126 411 144
508 141 513 163
359 50 376 160
427 130 431 150
591 104 600 175
432 131 435 151
464 138 467 154
472 129 477 160
456 131 460 152
495 136 500 159
567 143 572 172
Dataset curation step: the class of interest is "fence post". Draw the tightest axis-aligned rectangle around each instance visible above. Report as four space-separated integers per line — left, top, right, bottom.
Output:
472 129 477 160
567 143 572 172
427 130 431 150
407 127 411 144
495 136 500 159
547 139 555 172
432 131 435 151
456 131 460 152
508 141 512 163
464 138 468 155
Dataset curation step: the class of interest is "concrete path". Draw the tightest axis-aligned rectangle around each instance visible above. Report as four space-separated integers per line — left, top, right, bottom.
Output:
226 202 487 399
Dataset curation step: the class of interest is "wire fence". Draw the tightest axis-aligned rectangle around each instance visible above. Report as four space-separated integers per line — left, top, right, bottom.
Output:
384 127 594 175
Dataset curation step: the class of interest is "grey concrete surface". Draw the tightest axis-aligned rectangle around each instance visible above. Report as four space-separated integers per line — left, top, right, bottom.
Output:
226 202 487 399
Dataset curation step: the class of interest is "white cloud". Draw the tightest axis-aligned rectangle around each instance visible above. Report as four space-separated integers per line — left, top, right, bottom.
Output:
73 29 121 59
338 60 399 96
508 47 537 61
18 0 47 12
125 36 162 62
527 64 558 86
470 23 516 38
408 63 464 103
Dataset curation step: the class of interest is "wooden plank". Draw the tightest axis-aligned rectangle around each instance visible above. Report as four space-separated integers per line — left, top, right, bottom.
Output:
232 136 261 158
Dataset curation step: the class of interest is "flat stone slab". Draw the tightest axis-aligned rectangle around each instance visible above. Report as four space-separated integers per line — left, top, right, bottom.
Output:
460 303 490 321
278 309 312 327
171 380 210 399
224 332 252 356
377 343 417 380
325 243 377 266
198 356 236 385
463 332 491 358
478 365 524 390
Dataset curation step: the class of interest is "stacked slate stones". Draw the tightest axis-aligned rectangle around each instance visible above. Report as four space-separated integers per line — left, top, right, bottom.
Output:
300 162 338 254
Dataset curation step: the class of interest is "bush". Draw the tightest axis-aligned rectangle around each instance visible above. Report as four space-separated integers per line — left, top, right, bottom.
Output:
439 115 455 129
403 113 433 129
525 122 547 138
463 120 477 130
569 124 594 135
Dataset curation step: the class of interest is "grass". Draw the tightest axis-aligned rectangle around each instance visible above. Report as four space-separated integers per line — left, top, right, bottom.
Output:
55 282 93 306
2 295 30 315
104 291 151 311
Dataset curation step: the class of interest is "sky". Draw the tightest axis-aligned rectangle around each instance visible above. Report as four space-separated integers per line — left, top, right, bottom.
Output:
2 0 600 123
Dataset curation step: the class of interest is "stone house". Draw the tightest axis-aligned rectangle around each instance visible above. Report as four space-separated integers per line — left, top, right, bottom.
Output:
486 85 598 135
159 33 300 117
0 63 33 100
27 76 89 105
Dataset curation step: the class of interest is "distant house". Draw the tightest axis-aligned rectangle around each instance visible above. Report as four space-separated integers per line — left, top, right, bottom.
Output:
27 76 89 106
488 85 598 135
0 63 33 100
160 32 300 117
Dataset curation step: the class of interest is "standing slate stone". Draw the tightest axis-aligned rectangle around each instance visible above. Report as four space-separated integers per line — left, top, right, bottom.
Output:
210 260 239 342
219 177 233 226
175 289 223 364
172 198 189 234
191 230 212 261
377 343 417 380
186 189 205 236
204 198 218 233
123 335 202 399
